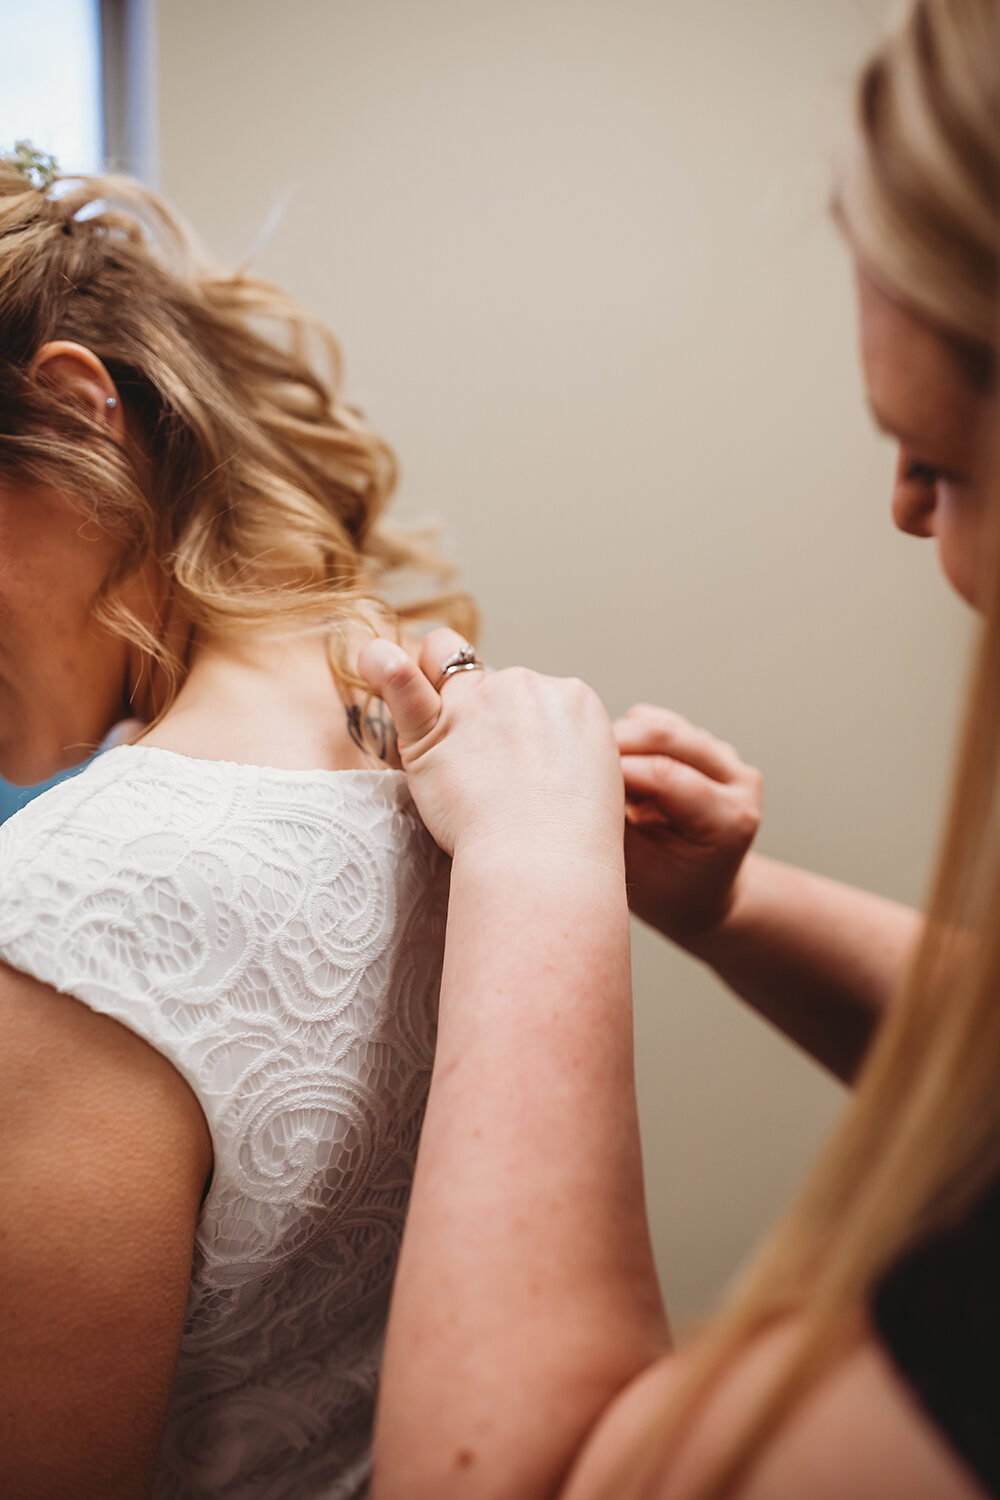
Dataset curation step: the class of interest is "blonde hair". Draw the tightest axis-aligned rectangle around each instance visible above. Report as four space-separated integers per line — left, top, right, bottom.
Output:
618 2 1000 1494
0 160 474 723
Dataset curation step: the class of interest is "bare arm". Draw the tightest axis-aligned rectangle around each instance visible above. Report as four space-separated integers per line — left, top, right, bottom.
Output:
374 842 669 1498
616 706 921 1082
363 641 977 1500
0 963 211 1498
563 1321 986 1500
360 637 668 1500
683 853 920 1082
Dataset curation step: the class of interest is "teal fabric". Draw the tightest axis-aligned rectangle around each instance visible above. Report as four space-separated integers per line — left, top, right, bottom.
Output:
0 768 85 824
1 726 137 825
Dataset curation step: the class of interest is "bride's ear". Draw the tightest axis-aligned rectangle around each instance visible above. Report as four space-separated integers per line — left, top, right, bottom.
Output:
30 340 125 438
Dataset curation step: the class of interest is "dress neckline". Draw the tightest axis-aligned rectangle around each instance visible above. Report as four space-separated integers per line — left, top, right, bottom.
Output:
106 740 409 788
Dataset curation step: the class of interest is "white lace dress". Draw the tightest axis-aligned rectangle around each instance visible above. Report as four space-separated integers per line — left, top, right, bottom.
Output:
0 743 450 1499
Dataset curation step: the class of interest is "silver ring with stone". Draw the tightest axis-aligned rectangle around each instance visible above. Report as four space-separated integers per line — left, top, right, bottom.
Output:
434 644 485 691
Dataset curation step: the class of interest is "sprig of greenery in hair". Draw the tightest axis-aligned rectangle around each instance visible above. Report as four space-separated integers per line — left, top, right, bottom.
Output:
8 140 59 190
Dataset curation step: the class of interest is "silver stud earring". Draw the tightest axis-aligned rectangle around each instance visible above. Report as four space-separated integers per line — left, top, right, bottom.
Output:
106 396 118 410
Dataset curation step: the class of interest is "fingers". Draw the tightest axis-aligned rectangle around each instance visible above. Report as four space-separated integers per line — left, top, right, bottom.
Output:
621 753 761 845
417 627 481 694
613 703 748 787
358 628 484 748
357 638 442 746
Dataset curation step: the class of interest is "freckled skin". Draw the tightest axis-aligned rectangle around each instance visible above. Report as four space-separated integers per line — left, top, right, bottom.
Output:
855 269 993 608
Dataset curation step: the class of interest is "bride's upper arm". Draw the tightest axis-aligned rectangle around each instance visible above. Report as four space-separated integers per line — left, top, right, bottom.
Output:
561 1317 988 1500
0 961 212 1499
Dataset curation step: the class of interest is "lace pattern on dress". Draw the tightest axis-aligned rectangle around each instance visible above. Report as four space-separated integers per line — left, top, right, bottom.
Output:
0 744 449 1499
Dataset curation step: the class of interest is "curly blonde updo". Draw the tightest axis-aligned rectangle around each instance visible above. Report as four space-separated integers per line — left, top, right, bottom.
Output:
0 159 475 710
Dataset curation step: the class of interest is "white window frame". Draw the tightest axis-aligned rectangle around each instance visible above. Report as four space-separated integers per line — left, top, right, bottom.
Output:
100 0 157 181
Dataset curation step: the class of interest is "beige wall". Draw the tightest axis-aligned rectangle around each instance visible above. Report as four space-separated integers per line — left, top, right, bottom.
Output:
156 0 971 1324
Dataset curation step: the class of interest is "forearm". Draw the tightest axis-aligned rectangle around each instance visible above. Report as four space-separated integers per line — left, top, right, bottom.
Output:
682 853 922 1082
373 843 668 1500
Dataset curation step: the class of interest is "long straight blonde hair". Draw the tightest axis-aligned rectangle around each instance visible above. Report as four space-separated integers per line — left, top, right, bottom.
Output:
618 1 1000 1493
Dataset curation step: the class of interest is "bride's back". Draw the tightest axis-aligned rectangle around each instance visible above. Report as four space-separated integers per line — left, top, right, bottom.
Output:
0 741 448 1497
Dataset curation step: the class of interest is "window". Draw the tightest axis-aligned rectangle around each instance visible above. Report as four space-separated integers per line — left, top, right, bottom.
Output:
0 0 103 174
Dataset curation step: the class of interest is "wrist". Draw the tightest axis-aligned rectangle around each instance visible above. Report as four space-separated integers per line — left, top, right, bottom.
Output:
452 826 626 885
451 800 626 881
674 854 764 964
442 838 632 1034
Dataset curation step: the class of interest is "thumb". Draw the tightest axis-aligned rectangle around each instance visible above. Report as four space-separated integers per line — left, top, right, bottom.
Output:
358 638 442 746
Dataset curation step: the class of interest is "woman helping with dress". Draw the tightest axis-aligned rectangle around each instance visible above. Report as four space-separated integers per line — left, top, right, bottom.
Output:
0 159 470 1497
363 1 1000 1496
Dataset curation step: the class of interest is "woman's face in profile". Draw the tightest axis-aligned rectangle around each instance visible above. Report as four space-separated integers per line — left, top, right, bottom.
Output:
856 268 994 610
0 475 136 785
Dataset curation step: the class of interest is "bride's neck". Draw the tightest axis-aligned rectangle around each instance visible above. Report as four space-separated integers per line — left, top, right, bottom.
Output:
134 625 387 772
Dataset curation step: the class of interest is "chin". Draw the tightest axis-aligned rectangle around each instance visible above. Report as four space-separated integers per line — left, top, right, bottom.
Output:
940 556 982 611
0 754 53 789
0 750 68 789
0 723 107 788
936 527 987 611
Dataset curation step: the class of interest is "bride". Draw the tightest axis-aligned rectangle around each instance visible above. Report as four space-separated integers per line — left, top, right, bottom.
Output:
0 149 470 1499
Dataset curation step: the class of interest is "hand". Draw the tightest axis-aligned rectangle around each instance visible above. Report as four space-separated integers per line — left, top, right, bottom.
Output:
358 628 625 867
613 703 763 946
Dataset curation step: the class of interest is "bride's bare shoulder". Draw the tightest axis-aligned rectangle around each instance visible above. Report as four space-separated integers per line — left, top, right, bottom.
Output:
0 960 211 1492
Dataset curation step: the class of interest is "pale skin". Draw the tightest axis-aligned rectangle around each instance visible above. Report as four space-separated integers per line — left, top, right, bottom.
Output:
0 343 404 1492
360 268 994 1500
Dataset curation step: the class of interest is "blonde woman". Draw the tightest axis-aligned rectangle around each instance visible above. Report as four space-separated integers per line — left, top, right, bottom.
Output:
362 1 1000 1496
0 153 472 1498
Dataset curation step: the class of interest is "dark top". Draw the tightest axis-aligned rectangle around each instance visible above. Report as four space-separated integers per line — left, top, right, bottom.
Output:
872 1174 1000 1497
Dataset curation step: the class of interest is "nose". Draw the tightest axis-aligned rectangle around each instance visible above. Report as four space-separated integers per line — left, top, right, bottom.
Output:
891 461 936 539
892 488 936 537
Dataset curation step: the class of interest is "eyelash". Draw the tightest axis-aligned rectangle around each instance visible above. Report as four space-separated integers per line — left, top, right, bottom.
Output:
903 461 946 488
